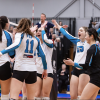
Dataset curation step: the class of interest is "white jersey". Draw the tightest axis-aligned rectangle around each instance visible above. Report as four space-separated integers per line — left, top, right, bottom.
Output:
59 27 90 64
1 32 47 71
74 41 90 64
0 30 14 66
36 30 53 74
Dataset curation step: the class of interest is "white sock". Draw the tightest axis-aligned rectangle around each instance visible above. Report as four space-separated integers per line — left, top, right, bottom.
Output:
1 94 9 100
34 97 41 100
22 96 27 100
77 96 81 100
42 97 50 100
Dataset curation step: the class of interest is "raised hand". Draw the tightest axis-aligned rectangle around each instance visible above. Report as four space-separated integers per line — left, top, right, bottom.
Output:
41 21 48 28
62 25 68 28
52 19 58 27
30 25 38 32
63 58 74 66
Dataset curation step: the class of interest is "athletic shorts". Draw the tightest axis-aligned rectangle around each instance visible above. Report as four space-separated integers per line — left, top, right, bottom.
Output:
90 72 100 87
0 61 12 80
37 73 54 79
72 67 88 77
13 70 37 84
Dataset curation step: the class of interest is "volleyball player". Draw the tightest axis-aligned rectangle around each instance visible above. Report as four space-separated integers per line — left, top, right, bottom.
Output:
64 28 100 99
0 18 47 100
0 16 15 100
34 27 53 100
52 20 90 99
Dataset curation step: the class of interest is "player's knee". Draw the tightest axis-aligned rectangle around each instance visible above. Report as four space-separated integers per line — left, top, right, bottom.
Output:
78 88 82 96
78 91 82 96
43 91 49 97
70 93 77 100
35 91 41 97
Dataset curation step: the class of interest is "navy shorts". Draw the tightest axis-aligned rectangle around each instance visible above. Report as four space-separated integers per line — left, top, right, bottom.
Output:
90 72 100 87
13 70 37 84
37 73 54 79
72 67 88 77
0 62 12 80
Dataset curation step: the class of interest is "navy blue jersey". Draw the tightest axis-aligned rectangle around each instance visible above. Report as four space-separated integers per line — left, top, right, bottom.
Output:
36 21 54 38
74 44 100 75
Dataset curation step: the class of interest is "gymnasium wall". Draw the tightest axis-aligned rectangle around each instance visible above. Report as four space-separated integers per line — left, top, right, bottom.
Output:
0 0 100 35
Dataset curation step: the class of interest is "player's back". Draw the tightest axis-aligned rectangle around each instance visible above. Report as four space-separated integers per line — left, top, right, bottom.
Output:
0 30 12 66
14 33 38 71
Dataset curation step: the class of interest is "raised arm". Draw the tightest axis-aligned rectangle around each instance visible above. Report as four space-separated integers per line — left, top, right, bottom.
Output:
52 20 80 45
41 30 53 48
35 36 47 70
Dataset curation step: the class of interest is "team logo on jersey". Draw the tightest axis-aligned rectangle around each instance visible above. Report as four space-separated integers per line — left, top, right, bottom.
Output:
77 46 84 53
23 54 33 58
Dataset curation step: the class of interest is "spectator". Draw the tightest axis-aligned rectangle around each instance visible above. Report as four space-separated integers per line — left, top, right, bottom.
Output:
48 28 55 39
36 13 54 38
55 21 64 38
57 64 69 93
52 34 56 44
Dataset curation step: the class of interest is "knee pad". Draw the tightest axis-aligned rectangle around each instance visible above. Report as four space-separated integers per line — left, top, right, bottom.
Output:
1 94 9 100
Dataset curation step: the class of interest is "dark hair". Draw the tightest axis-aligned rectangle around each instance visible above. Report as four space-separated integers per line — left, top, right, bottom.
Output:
41 13 46 17
59 21 63 26
87 28 99 42
17 18 34 37
0 16 8 42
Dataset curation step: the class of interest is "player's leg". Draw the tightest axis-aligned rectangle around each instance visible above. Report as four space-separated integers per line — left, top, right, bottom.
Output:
22 81 27 100
80 83 99 99
42 74 53 100
26 82 37 99
34 75 43 99
10 78 23 99
90 90 98 100
10 70 27 99
25 71 37 99
0 62 12 100
70 75 79 100
78 74 90 97
1 78 11 100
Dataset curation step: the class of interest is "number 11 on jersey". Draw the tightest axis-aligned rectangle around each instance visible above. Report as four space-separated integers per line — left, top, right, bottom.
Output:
25 39 34 53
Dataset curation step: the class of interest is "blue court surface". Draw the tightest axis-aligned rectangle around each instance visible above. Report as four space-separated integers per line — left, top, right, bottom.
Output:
57 93 100 99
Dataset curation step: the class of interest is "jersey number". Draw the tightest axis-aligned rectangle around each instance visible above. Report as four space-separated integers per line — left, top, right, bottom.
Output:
25 39 34 53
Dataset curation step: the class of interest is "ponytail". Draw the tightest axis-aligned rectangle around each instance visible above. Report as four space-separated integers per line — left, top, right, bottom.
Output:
0 16 8 42
17 18 34 37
